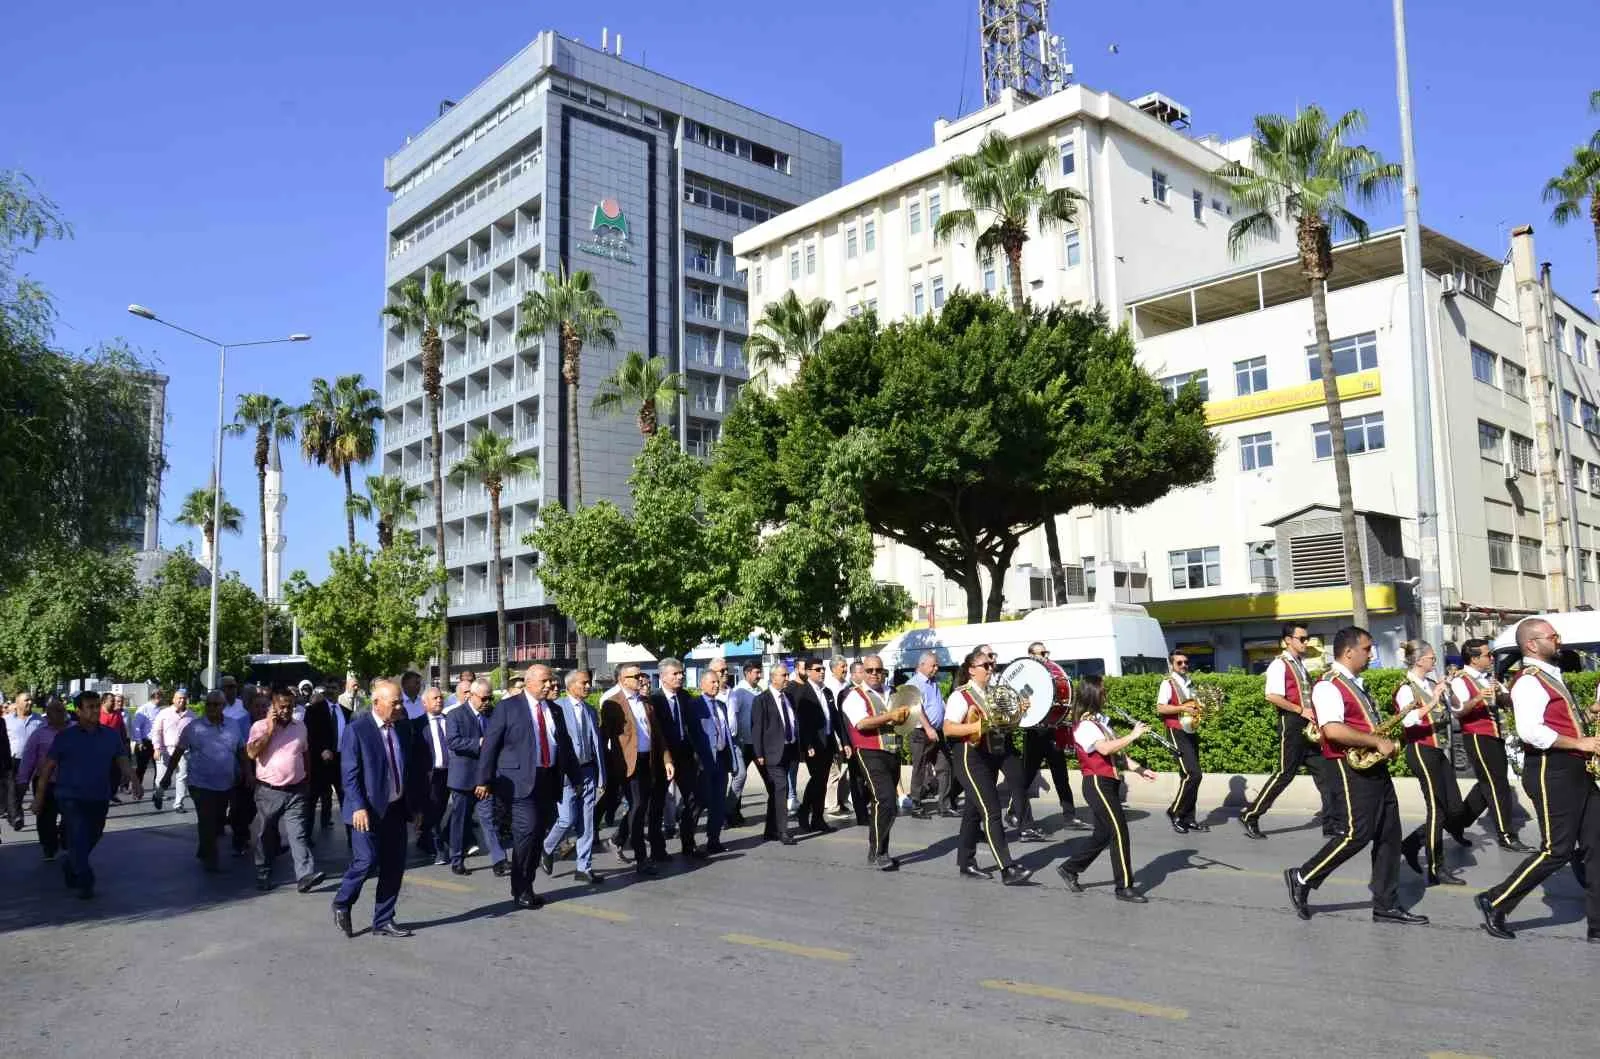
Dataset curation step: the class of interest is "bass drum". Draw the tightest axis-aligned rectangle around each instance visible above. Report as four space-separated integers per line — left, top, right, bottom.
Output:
998 657 1073 728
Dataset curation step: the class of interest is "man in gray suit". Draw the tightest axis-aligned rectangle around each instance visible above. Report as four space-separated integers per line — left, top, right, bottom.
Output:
541 670 607 885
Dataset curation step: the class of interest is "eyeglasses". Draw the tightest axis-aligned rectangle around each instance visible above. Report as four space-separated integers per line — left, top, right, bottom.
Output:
863 667 886 674
971 662 992 671
1287 635 1308 643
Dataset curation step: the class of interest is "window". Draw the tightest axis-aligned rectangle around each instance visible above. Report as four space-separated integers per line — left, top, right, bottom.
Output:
805 243 816 276
1519 536 1543 573
1565 390 1580 425
788 250 800 281
1151 169 1169 204
845 226 858 259
689 377 720 413
983 265 997 293
1584 550 1594 581
753 266 762 296
1574 457 1587 491
1059 136 1076 176
1064 229 1082 268
864 297 877 315
1305 332 1378 379
1169 547 1221 590
863 220 876 252
1239 431 1274 471
1160 369 1209 401
1478 420 1504 458
685 419 720 459
1554 314 1568 354
1591 464 1600 494
1577 329 1590 366
931 275 946 309
682 174 791 223
724 338 745 371
1503 361 1527 399
1487 531 1515 571
1192 189 1204 222
928 192 941 229
684 329 717 367
1312 412 1385 458
1471 343 1497 385
912 282 925 317
1247 540 1277 583
1234 356 1268 395
1510 432 1535 473
908 201 923 235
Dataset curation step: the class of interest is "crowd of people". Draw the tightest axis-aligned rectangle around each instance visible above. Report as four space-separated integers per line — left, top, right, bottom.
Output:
3 617 1595 945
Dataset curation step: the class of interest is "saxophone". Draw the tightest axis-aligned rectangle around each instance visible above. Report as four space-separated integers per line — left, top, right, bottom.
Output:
1344 712 1408 770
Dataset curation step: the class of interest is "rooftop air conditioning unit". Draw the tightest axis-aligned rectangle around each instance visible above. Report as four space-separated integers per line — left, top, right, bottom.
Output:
1502 459 1518 481
1441 273 1460 297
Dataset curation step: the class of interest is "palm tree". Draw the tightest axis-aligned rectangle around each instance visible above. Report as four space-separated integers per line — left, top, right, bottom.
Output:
1544 91 1600 303
382 272 483 676
348 474 426 549
746 289 832 380
301 374 383 550
1217 106 1400 628
225 394 296 651
449 431 538 677
592 350 686 437
934 129 1083 604
174 485 243 561
934 129 1084 312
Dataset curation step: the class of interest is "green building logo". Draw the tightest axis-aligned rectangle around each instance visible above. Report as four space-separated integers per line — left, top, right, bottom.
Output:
591 197 629 240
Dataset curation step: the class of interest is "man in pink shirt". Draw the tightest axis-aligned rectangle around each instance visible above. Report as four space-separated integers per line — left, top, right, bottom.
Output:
152 692 193 813
245 687 323 894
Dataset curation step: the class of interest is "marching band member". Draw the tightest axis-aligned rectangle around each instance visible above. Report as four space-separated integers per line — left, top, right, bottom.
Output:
1057 679 1156 903
1393 642 1465 886
1155 651 1207 833
1240 624 1334 839
1445 639 1531 852
1284 626 1428 926
1006 641 1084 837
839 655 908 871
941 651 1032 886
1476 618 1600 942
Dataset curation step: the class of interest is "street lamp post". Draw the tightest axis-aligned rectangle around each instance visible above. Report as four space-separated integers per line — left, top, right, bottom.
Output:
128 304 309 689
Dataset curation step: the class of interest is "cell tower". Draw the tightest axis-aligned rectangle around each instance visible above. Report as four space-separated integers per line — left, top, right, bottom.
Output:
979 0 1071 106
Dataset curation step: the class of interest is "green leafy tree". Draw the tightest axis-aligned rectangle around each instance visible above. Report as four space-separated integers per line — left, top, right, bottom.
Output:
527 434 751 659
283 538 446 680
226 393 296 650
1544 91 1600 303
381 272 483 673
301 373 383 550
713 294 1216 622
0 547 137 691
746 290 832 380
592 350 686 437
1217 106 1400 627
174 484 243 558
105 550 264 690
0 168 71 339
348 474 426 550
449 431 538 674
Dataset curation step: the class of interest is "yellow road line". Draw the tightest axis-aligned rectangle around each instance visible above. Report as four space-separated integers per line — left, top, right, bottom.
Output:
1425 1052 1494 1059
720 933 852 962
553 904 633 923
408 875 475 894
980 979 1189 1021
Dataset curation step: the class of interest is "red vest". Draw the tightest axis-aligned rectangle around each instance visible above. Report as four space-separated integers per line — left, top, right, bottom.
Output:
1319 671 1378 761
1454 671 1501 739
1075 718 1119 778
957 687 986 747
1392 677 1441 749
1518 668 1585 760
1161 677 1187 730
844 687 887 752
1278 656 1308 708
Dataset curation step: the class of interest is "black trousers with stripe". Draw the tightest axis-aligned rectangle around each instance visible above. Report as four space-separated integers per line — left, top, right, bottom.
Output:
955 743 1013 870
1403 742 1462 870
1166 728 1202 824
1241 712 1334 825
1296 758 1401 908
1483 751 1600 930
854 748 899 857
1064 774 1135 888
1449 734 1519 839
1009 727 1075 825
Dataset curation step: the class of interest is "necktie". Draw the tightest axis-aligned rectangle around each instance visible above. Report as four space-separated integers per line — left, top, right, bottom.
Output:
670 695 683 739
537 704 551 768
433 716 447 767
781 694 794 742
383 725 401 802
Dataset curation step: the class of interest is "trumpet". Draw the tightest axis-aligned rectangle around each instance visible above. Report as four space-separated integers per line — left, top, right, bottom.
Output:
1113 707 1180 754
1344 713 1408 770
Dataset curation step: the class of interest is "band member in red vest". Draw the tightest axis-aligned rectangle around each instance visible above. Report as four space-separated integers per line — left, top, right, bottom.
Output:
1155 651 1206 833
1284 626 1427 926
1240 624 1334 839
839 655 910 871
1476 618 1600 941
941 651 1032 886
1444 638 1531 852
1393 641 1465 886
1058 679 1157 903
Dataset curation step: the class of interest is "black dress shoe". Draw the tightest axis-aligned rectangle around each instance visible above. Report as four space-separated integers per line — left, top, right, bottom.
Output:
332 904 353 939
296 871 326 894
372 922 414 938
959 865 994 881
1017 828 1046 843
1241 818 1266 840
1401 834 1423 876
1169 816 1189 834
1184 821 1210 833
779 833 797 846
1284 867 1311 921
1114 887 1148 904
1498 834 1533 853
684 847 710 860
1004 812 1019 828
255 877 273 892
1476 892 1515 939
1447 825 1471 848
938 808 961 819
1057 864 1084 892
1000 865 1033 886
814 822 835 834
909 809 933 820
492 861 511 877
540 851 555 876
574 870 604 885
705 841 727 855
650 850 672 863
1322 826 1341 838
878 857 900 872
1060 817 1089 831
513 891 544 910
450 863 470 876
433 854 449 867
1431 868 1467 886
1573 858 1589 889
1372 905 1428 925
1588 928 1600 944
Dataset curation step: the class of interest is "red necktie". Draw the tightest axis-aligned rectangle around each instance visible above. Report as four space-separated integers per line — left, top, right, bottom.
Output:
537 705 551 767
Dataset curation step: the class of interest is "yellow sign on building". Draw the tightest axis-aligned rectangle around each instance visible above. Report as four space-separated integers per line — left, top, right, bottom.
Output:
1205 369 1382 426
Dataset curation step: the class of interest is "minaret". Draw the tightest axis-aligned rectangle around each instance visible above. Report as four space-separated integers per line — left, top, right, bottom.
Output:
199 466 216 571
264 435 287 602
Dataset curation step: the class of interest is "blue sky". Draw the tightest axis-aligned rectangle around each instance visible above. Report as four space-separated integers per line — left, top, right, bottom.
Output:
5 0 1598 586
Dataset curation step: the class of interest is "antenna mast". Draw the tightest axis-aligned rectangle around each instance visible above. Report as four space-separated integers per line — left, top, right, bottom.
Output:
979 0 1071 106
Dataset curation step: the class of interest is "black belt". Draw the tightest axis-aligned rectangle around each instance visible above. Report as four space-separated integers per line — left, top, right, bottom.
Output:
259 779 307 792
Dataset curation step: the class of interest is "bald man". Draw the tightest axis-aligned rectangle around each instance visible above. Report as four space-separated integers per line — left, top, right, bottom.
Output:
331 680 419 939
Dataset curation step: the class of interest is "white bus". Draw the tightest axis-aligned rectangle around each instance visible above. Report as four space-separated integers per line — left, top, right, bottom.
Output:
878 602 1170 681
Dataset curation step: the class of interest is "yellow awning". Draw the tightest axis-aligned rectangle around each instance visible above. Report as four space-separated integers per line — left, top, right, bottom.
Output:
1147 584 1399 626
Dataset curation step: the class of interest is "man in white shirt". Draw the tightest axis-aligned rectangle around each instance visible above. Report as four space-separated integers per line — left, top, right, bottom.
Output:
1476 618 1600 941
1444 638 1529 852
726 662 761 826
400 671 427 720
219 676 250 743
129 690 162 793
1155 653 1207 833
1241 624 1335 839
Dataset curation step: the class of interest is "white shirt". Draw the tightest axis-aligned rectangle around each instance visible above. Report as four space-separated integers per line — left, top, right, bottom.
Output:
824 673 848 698
1311 662 1371 728
376 720 404 803
1449 667 1491 711
130 703 161 742
402 694 426 720
809 680 833 736
528 700 556 767
627 695 652 753
840 685 885 727
1157 674 1192 706
770 690 797 743
426 712 448 768
1073 716 1113 756
943 684 986 726
1394 675 1436 728
222 701 249 726
1510 656 1568 750
1263 655 1311 700
705 695 729 753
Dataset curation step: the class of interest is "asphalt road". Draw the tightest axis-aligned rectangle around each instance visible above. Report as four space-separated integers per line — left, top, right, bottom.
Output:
0 786 1588 1059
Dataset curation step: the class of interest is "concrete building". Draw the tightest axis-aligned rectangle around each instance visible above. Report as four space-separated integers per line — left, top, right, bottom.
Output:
263 435 286 602
380 31 841 677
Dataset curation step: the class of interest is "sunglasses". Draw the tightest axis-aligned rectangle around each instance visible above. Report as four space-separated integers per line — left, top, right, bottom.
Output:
971 662 992 671
863 667 886 674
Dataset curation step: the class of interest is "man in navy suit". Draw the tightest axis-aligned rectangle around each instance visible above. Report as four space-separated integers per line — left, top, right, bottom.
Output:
541 669 607 884
475 664 579 909
414 687 452 866
332 680 418 939
688 669 733 855
444 678 507 876
650 658 702 857
751 663 800 845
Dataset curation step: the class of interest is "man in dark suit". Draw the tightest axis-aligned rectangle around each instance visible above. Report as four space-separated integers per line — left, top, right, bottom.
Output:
650 658 702 857
413 687 452 865
444 678 507 876
791 658 846 834
331 680 419 939
687 669 733 855
600 663 675 875
751 663 799 845
475 664 579 908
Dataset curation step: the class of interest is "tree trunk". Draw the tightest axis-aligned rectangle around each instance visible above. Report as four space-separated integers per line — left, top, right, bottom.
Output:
1591 209 1600 310
490 484 507 684
960 560 984 624
563 324 589 675
429 380 448 682
981 540 1019 622
1005 241 1026 312
342 463 357 550
1041 512 1067 605
377 519 392 550
1309 273 1369 628
257 454 269 653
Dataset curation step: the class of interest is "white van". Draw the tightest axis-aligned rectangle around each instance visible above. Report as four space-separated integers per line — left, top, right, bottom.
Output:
878 602 1170 680
1490 611 1600 670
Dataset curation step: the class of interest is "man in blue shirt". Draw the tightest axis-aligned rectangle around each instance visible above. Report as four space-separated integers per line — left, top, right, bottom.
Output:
541 669 608 884
6 690 43 831
38 690 140 898
726 662 762 827
160 691 246 872
905 652 957 818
